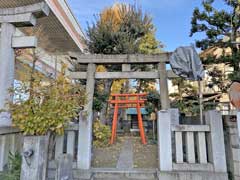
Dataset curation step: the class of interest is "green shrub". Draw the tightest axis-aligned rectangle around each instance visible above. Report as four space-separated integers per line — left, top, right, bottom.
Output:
7 65 85 136
0 152 22 180
93 120 111 148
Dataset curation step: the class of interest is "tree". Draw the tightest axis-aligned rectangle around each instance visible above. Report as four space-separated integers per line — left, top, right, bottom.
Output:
190 0 240 81
146 90 161 114
87 3 162 123
170 79 199 116
139 32 163 54
87 3 157 54
8 64 85 136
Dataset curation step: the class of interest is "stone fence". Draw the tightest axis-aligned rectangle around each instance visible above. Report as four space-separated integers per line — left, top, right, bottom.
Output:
0 110 239 180
157 110 229 180
0 127 23 171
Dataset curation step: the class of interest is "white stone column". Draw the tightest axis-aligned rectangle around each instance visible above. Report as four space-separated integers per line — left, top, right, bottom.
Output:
0 23 16 127
157 110 172 171
77 63 96 169
205 110 227 172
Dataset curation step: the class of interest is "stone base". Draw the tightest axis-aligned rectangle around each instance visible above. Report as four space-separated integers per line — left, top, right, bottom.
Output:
157 171 228 180
48 168 157 180
48 168 229 180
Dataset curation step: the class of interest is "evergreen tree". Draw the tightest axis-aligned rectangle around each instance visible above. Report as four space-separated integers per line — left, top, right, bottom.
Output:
86 3 162 123
87 3 161 54
190 0 240 80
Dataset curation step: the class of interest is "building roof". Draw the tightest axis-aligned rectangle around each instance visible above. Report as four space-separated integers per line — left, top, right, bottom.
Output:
0 0 86 53
126 108 148 115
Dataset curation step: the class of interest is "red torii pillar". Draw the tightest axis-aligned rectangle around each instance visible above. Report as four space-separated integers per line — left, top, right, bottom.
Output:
109 93 147 144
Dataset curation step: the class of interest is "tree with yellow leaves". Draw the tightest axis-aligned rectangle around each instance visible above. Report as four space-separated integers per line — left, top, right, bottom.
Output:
87 3 161 54
7 64 85 136
87 3 162 123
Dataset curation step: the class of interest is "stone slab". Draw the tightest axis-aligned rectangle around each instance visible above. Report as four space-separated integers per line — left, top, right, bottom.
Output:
69 53 172 64
70 71 177 79
116 139 133 169
0 13 36 27
0 2 50 18
0 127 20 135
234 161 240 176
12 36 37 48
158 171 228 180
232 148 240 161
231 134 240 147
234 175 240 180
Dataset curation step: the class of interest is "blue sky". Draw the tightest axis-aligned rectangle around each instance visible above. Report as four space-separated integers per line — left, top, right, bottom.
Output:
67 0 227 51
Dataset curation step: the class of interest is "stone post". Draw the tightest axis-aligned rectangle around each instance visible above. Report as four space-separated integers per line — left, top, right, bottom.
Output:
237 112 240 142
20 136 48 180
0 3 49 127
158 62 170 110
0 23 16 126
169 108 179 164
122 64 131 121
205 110 227 172
0 135 11 171
169 108 179 125
223 117 240 180
77 63 96 169
157 110 172 171
0 127 22 171
55 154 73 180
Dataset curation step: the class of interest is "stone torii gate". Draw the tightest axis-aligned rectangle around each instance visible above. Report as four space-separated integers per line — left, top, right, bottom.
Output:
69 53 177 169
0 2 50 126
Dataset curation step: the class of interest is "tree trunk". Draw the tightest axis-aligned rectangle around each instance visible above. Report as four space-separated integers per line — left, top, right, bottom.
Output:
99 79 113 124
122 80 130 122
29 49 37 98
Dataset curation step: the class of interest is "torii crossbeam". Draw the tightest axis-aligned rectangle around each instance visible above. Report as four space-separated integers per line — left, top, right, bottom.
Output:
109 93 147 144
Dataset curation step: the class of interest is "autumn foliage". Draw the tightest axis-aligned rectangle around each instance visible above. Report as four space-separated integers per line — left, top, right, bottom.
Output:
8 65 85 136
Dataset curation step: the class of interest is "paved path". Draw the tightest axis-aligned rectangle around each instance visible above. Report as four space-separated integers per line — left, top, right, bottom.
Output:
116 138 133 169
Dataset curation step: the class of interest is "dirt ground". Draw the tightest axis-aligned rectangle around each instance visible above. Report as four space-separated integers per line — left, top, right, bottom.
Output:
92 136 123 168
91 135 158 168
132 137 158 168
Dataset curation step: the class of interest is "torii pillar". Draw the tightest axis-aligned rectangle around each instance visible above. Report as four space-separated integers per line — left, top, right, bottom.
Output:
0 2 50 127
